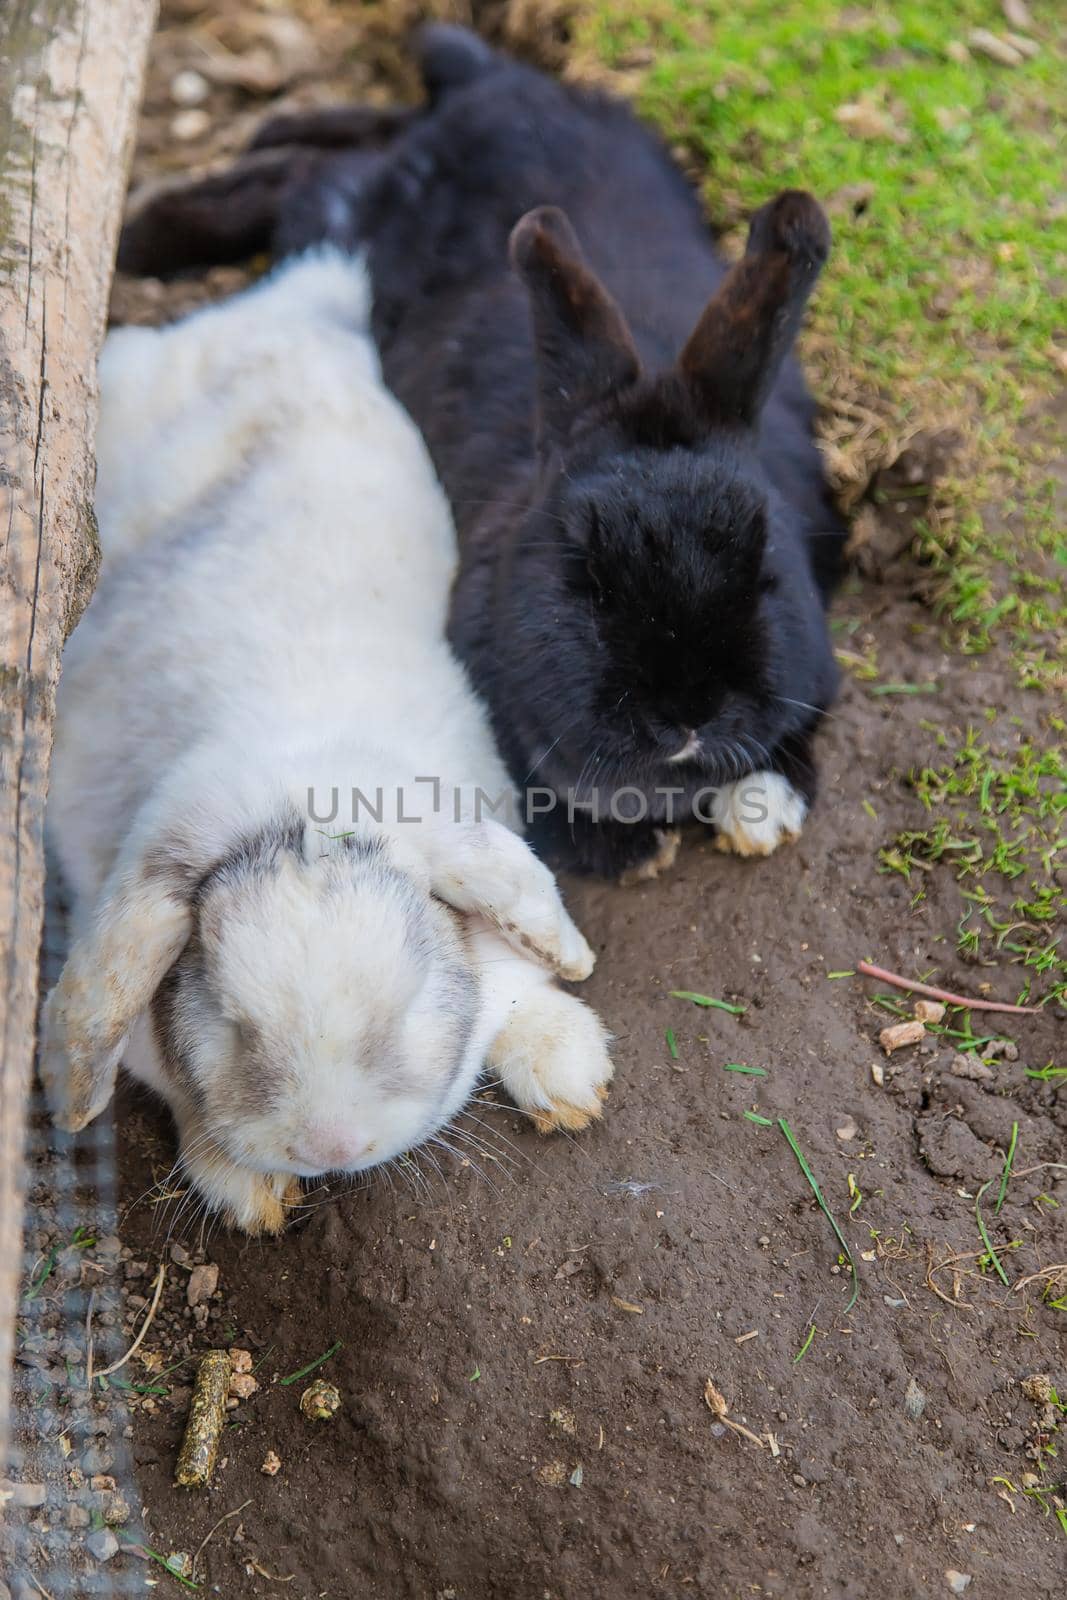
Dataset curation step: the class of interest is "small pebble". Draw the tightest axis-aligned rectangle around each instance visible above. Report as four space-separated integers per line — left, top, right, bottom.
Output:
1001 0 1032 29
186 1263 219 1308
171 109 211 142
870 1061 885 1087
86 1528 119 1562
102 1493 131 1527
968 28 1024 65
80 1445 113 1476
903 1377 927 1420
2 1481 46 1508
261 1450 282 1476
946 1573 972 1595
170 69 209 107
835 1117 858 1142
950 1053 994 1083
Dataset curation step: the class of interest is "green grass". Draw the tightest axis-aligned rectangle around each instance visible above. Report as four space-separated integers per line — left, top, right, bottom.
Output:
994 1120 1020 1215
975 1179 1011 1284
879 725 1065 1001
279 1339 343 1387
572 1 1065 1006
670 990 747 1013
575 0 1065 627
778 1117 860 1313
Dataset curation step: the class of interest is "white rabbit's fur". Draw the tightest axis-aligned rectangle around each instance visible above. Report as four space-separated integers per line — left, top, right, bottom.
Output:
42 250 612 1234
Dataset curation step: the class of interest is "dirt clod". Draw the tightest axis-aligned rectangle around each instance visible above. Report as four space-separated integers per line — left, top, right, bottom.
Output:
186 1263 219 1307
950 1053 995 1083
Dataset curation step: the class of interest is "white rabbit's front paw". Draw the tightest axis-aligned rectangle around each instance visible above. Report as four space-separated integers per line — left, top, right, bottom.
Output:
711 771 807 858
179 1140 301 1236
488 988 613 1133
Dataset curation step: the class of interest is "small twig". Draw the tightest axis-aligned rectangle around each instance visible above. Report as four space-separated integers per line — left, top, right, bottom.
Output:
192 1499 252 1581
95 1263 165 1380
704 1380 764 1447
1011 1264 1067 1295
925 1246 985 1309
85 1287 97 1390
21 1572 57 1600
856 961 1039 1015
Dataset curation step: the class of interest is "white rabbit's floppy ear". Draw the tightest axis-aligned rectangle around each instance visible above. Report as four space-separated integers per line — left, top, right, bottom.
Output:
40 830 198 1133
415 819 595 981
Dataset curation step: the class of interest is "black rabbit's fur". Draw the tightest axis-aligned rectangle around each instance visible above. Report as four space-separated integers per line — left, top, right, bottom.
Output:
118 27 847 878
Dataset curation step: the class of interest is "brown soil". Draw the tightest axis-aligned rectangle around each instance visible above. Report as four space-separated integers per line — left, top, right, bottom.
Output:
105 593 1065 1600
7 6 1064 1600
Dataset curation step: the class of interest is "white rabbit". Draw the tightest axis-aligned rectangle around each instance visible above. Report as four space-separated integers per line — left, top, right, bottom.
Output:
41 249 612 1235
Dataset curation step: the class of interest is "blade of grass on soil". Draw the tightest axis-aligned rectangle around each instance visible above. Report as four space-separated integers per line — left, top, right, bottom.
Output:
744 1111 774 1127
665 1029 678 1060
723 1063 767 1076
670 991 746 1014
779 1119 859 1314
994 1122 1019 1216
794 1324 817 1363
869 681 939 696
975 1182 1010 1287
279 1339 343 1386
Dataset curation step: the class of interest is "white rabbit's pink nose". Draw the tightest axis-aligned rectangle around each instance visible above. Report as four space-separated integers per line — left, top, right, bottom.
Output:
290 1125 373 1173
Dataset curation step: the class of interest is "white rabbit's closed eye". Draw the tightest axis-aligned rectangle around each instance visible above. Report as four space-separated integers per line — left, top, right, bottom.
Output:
43 249 612 1233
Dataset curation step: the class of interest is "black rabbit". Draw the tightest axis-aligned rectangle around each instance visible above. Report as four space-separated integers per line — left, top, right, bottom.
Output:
119 26 847 880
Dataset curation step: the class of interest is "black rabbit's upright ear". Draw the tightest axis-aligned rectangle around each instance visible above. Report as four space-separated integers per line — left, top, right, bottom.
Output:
510 206 641 446
679 190 831 426
415 23 497 100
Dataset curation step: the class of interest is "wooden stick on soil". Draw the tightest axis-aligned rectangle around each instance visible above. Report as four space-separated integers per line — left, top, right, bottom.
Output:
0 0 159 1465
93 1263 166 1381
855 961 1040 1016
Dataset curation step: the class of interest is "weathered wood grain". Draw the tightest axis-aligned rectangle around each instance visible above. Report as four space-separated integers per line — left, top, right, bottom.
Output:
0 0 158 1464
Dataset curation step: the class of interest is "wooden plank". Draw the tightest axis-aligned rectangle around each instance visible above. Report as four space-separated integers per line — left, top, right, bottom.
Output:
0 0 158 1465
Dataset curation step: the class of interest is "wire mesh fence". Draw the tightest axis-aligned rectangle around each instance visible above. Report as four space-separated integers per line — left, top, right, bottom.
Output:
3 876 150 1599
